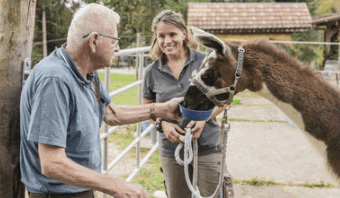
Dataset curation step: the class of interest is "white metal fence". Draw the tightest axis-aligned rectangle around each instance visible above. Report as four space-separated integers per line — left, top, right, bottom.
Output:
316 70 340 87
100 46 158 198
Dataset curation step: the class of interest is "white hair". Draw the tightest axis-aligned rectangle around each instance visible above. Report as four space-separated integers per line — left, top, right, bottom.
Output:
67 3 120 47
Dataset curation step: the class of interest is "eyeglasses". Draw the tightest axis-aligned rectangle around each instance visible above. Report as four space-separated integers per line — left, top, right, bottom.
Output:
82 32 120 46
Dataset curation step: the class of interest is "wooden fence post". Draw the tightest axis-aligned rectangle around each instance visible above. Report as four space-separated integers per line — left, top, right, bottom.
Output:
0 1 36 197
135 33 141 80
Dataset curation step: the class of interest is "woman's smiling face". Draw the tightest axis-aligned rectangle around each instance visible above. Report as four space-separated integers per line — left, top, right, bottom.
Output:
155 22 186 58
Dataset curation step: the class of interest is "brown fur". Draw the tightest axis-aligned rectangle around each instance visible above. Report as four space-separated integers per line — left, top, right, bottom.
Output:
185 38 340 179
230 40 340 178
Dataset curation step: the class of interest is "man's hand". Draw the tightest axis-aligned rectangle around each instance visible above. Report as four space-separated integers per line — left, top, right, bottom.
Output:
158 97 184 121
162 121 185 143
187 120 207 140
113 182 149 198
38 143 149 198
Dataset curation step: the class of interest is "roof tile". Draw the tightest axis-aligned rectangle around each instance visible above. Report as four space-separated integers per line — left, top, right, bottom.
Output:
188 3 312 33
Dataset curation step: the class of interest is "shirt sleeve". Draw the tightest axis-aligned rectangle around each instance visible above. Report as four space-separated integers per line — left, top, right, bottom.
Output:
27 77 71 148
142 67 156 100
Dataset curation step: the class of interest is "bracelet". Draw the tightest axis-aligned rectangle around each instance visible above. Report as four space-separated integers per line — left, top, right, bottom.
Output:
150 103 157 121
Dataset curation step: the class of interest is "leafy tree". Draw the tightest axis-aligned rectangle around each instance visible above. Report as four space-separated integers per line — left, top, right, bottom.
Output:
32 0 79 64
315 0 340 65
161 0 211 22
83 0 162 49
83 0 215 49
275 0 325 68
316 0 340 15
33 0 330 68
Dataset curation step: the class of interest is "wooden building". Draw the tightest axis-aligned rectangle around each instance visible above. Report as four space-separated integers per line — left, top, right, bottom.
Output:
187 2 312 42
312 13 340 64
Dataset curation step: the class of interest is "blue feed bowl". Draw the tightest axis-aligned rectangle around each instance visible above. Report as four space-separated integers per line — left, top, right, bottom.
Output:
179 102 214 121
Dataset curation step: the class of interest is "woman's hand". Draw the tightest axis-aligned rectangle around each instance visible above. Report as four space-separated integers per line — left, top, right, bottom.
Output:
187 121 207 140
162 121 185 143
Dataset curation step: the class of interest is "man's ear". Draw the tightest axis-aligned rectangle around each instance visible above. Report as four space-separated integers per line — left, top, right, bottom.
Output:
88 33 99 53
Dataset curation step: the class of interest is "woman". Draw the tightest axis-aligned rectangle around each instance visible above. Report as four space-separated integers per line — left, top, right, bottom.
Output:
143 10 234 198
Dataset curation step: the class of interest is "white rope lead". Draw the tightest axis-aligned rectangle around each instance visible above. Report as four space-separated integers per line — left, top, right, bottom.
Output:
175 133 193 166
175 108 230 198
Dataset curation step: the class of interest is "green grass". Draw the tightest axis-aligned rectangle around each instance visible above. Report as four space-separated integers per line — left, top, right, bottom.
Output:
107 124 164 197
232 97 241 104
233 177 334 188
125 153 165 197
234 177 277 186
108 124 136 147
98 73 139 105
98 73 163 197
302 181 334 188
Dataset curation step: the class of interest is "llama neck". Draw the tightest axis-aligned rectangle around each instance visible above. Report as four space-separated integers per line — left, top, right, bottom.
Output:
230 40 340 179
242 42 340 143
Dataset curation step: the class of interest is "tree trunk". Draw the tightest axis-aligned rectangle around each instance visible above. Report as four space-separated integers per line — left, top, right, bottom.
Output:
42 4 47 58
0 0 36 197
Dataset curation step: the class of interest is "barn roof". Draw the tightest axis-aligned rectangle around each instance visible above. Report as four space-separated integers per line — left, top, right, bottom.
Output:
187 2 312 34
312 12 340 26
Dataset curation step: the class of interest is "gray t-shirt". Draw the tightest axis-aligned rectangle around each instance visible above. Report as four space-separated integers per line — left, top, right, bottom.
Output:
143 49 221 157
20 46 111 194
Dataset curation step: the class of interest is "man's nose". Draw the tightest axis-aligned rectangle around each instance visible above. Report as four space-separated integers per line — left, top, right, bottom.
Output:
115 45 120 52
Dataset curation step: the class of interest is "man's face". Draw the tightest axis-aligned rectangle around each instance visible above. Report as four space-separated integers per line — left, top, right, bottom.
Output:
96 25 120 68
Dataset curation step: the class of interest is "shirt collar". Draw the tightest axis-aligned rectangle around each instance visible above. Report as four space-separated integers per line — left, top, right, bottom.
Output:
59 44 95 86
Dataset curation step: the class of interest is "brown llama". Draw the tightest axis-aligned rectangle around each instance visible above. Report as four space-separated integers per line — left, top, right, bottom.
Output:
183 27 340 179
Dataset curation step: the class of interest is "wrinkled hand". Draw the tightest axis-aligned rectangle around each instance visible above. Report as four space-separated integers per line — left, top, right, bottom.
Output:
187 121 207 140
112 182 149 198
160 97 184 121
162 121 185 143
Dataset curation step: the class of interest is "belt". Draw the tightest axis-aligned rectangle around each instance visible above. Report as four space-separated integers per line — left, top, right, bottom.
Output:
28 190 94 198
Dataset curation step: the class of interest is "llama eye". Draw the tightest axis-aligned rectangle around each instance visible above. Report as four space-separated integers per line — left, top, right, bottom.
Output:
201 72 216 86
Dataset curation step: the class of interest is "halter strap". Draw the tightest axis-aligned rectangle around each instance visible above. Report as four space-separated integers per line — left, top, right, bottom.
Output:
191 46 245 107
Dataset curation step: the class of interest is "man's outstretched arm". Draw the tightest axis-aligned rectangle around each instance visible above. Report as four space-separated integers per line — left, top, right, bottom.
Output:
104 97 183 126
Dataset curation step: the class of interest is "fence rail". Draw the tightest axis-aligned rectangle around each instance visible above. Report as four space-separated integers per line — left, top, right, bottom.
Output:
100 46 155 198
316 70 340 86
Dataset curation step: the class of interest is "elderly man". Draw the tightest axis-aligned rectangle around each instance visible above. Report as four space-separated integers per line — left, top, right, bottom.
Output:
20 4 183 198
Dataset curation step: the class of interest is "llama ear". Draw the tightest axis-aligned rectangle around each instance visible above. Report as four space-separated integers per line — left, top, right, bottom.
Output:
190 26 230 56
